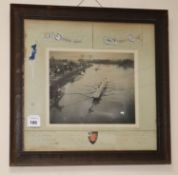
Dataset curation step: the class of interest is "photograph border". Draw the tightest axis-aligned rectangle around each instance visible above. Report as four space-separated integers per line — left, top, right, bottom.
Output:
46 48 139 129
10 4 170 165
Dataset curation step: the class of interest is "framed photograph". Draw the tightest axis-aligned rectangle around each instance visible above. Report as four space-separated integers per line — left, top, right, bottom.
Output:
10 4 171 165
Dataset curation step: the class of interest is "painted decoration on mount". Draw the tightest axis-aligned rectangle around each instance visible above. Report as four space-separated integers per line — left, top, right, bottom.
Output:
88 131 98 144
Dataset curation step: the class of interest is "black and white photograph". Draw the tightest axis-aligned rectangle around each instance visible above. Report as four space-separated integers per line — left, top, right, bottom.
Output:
49 50 136 124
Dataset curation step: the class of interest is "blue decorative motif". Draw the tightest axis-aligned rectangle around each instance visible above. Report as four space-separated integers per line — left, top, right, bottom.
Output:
29 44 37 60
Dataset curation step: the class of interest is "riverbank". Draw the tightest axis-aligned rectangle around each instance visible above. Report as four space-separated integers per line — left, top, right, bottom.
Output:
50 64 92 107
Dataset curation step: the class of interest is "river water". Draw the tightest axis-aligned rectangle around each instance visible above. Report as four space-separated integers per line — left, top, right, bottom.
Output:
50 64 135 124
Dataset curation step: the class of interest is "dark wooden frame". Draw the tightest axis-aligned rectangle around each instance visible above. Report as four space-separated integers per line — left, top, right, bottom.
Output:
10 4 171 166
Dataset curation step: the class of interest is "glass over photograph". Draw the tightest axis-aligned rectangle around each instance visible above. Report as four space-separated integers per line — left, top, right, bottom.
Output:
49 50 136 124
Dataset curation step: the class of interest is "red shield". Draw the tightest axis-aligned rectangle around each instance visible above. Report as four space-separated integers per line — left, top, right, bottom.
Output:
88 131 98 144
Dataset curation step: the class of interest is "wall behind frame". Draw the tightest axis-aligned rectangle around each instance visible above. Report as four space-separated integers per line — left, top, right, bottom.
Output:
0 0 177 174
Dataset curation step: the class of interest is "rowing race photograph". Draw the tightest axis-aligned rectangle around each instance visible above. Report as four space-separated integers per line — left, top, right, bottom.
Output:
49 50 136 124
